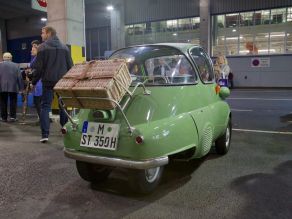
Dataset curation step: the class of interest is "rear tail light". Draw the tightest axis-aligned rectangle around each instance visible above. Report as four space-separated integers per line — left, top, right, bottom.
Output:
61 127 67 135
135 136 144 144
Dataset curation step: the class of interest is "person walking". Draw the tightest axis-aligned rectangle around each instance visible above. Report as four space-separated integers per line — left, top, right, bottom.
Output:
0 52 23 122
31 26 73 143
228 72 234 89
27 40 42 121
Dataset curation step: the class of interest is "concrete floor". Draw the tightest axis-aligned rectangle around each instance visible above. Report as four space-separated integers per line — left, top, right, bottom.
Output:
0 89 291 219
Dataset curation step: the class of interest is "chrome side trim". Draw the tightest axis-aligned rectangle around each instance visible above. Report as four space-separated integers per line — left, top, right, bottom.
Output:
64 148 169 169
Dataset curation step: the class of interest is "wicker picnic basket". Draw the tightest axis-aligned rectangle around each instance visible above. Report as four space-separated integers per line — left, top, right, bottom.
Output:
54 59 132 109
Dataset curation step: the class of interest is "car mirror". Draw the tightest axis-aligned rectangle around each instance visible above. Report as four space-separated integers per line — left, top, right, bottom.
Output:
219 86 230 99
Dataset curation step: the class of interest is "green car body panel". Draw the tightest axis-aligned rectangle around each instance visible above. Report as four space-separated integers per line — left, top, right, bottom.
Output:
62 43 231 164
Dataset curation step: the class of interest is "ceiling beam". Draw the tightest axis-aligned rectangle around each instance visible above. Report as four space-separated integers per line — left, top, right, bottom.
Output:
0 0 46 19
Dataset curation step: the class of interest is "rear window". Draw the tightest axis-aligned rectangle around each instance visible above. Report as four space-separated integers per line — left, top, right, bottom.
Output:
110 46 197 86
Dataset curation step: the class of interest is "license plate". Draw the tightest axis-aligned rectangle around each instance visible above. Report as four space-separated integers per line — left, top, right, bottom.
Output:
80 121 120 150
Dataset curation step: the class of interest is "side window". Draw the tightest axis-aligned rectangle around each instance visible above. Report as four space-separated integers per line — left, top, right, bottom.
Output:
190 47 214 83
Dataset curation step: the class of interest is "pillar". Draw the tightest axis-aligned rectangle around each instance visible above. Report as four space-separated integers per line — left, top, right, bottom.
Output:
47 0 86 112
200 0 211 54
47 0 86 64
0 19 7 61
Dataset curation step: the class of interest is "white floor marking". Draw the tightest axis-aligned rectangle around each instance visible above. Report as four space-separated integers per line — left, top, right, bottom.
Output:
233 90 292 93
233 128 292 135
231 109 253 112
16 113 36 116
228 97 292 101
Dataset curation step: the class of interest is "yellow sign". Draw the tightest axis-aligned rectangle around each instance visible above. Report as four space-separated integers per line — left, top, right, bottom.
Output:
71 45 86 64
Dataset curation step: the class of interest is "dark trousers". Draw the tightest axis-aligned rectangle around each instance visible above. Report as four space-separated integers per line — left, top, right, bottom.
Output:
228 79 234 89
40 87 68 138
0 92 18 120
33 96 41 119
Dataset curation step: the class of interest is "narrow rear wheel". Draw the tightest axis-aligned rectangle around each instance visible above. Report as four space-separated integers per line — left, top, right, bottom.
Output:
215 119 232 155
76 161 112 183
128 166 164 194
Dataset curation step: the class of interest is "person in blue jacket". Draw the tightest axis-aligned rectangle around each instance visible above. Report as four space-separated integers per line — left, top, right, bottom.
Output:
28 40 42 120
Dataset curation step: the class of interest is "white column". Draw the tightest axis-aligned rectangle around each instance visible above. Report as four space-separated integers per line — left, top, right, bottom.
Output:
47 0 85 63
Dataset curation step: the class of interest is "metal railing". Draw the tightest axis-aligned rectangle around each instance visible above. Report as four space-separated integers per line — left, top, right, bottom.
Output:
58 81 151 134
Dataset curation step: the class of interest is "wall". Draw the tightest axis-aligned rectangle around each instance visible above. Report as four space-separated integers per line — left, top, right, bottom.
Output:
83 0 292 88
85 4 110 29
85 27 110 60
4 15 45 63
85 1 111 60
6 15 45 40
228 55 292 87
211 0 292 14
125 0 199 24
85 0 292 27
0 19 7 60
7 36 41 63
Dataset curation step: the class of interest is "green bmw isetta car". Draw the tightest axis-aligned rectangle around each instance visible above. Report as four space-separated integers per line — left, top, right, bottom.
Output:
62 43 231 193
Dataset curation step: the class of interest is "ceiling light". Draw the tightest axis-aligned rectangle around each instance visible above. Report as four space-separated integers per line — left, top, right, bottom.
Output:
106 5 114 11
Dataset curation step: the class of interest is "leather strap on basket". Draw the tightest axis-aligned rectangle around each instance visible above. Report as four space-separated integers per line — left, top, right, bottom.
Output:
68 79 84 108
76 61 95 80
67 62 94 108
87 60 100 80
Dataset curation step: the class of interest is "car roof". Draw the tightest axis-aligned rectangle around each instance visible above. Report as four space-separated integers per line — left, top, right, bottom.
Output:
154 43 200 52
124 43 201 54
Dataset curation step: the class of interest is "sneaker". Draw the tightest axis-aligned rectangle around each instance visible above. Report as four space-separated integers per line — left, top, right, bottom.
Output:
1 118 8 122
40 138 49 143
9 118 18 122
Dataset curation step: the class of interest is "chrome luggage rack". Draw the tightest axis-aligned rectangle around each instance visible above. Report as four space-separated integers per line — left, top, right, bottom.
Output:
58 81 151 135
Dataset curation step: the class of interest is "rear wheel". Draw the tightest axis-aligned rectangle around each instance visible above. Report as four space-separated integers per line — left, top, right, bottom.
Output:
76 161 112 183
215 119 232 155
128 166 164 194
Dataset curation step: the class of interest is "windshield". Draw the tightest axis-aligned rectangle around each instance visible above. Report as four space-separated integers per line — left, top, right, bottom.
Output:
110 46 197 86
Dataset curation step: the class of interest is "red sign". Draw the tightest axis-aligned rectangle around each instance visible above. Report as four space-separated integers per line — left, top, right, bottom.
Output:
37 0 47 8
32 0 47 12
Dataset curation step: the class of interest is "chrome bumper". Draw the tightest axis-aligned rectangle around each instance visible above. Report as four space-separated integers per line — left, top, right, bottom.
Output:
64 148 169 169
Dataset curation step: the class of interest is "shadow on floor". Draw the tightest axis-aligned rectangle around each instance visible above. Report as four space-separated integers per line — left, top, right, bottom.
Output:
231 160 292 219
38 156 216 218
